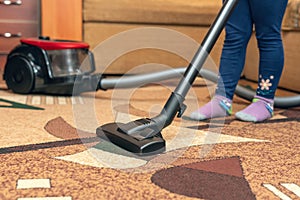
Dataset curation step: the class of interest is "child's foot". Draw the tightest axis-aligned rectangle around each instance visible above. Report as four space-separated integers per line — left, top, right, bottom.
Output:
190 95 232 121
235 95 273 122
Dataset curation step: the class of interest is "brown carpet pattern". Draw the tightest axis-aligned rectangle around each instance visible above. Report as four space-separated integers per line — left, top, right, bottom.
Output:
0 79 300 200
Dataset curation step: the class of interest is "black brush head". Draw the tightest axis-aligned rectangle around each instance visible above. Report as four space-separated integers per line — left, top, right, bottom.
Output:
96 119 166 156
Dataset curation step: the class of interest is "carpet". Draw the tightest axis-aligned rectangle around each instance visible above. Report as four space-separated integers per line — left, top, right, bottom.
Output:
0 78 299 200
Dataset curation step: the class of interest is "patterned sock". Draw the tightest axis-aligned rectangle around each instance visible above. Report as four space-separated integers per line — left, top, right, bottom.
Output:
235 95 274 122
190 95 232 121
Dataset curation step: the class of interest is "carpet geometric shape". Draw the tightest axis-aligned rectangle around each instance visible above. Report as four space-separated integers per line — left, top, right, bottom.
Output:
151 157 256 200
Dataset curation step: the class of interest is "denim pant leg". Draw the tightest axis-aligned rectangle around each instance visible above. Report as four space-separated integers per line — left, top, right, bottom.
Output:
250 0 288 99
216 0 253 99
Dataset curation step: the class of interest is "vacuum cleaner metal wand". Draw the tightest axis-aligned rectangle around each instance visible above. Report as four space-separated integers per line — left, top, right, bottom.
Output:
153 0 238 129
174 0 238 98
97 0 239 155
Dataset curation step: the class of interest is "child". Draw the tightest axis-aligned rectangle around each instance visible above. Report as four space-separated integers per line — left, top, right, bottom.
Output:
190 0 288 122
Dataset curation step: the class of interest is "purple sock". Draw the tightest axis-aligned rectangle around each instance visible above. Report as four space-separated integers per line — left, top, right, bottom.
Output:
190 95 232 121
235 95 274 122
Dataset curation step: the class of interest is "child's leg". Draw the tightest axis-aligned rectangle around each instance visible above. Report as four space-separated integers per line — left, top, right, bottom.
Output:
235 0 288 122
190 0 252 121
215 0 253 100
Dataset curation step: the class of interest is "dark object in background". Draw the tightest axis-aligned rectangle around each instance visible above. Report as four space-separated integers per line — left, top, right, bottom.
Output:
3 37 98 95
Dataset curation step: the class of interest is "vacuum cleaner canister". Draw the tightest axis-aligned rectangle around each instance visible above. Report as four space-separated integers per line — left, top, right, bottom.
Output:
3 37 97 95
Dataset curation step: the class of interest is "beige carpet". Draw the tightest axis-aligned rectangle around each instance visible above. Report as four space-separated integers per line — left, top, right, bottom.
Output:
0 78 300 200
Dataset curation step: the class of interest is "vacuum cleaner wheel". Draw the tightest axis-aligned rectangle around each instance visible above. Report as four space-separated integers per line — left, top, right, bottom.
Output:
4 55 35 94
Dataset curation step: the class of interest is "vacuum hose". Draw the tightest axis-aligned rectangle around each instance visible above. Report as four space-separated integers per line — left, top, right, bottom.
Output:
98 67 300 109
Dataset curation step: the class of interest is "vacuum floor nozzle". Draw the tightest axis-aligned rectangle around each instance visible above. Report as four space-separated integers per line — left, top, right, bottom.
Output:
96 118 166 156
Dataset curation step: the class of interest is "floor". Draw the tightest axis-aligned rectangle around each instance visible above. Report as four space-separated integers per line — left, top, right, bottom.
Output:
0 76 300 200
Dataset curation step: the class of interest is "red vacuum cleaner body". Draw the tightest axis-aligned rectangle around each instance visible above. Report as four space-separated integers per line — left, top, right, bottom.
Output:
3 37 97 95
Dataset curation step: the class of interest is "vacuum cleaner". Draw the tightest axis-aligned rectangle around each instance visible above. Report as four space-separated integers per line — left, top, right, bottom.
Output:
96 0 239 155
3 36 100 95
3 0 300 155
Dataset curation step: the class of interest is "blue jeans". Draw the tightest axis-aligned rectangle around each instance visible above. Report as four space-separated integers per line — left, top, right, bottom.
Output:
216 0 288 99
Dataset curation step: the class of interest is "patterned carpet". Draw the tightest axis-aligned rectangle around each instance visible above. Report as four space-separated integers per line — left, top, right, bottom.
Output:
0 77 300 200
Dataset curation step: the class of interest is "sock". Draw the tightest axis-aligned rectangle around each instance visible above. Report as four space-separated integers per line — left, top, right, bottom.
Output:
235 95 274 122
190 95 232 121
